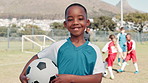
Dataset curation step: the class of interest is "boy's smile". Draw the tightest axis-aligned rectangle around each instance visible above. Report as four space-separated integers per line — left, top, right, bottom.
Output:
64 6 90 37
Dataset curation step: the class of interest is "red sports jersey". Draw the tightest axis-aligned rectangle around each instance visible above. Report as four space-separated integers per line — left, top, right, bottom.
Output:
127 40 136 51
102 41 118 54
108 41 117 54
125 40 137 62
102 41 118 66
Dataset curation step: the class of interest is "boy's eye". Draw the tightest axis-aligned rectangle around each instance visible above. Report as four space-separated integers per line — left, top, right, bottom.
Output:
79 18 84 20
67 19 73 21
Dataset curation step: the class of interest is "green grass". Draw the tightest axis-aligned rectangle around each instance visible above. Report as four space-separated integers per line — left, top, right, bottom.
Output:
0 50 33 83
0 41 53 52
0 41 148 83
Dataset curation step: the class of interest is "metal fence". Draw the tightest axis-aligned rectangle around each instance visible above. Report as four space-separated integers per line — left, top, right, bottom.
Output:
91 30 148 42
0 27 148 50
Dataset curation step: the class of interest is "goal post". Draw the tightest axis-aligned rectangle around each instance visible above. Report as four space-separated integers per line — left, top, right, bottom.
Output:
22 35 56 53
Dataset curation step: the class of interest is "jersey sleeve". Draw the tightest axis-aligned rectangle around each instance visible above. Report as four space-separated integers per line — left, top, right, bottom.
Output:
102 42 109 52
131 40 136 50
37 40 67 65
92 45 105 74
37 43 58 65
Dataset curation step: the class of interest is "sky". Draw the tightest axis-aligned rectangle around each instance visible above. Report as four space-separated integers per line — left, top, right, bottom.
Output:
101 0 148 13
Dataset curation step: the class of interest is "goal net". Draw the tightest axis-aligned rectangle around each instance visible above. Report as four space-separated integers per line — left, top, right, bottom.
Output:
22 35 56 53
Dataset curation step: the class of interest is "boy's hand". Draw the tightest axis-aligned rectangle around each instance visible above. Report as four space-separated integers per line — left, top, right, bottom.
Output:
127 50 132 54
19 74 29 83
121 54 126 59
121 56 125 59
121 56 124 59
51 74 73 83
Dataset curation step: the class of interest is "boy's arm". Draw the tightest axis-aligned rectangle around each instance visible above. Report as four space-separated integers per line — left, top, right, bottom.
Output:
132 40 136 50
116 33 120 44
20 42 58 83
52 73 102 83
128 40 136 54
117 43 122 52
102 42 109 53
19 55 39 83
127 50 132 54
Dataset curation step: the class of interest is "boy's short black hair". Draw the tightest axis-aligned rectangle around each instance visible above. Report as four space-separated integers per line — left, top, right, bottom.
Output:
109 34 115 40
65 3 87 18
120 27 124 30
126 33 131 36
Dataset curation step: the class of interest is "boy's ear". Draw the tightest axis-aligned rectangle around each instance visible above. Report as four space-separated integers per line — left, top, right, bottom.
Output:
86 19 90 27
63 21 67 28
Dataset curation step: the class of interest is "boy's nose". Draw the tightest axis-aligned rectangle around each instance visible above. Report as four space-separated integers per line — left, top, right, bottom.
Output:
73 19 79 25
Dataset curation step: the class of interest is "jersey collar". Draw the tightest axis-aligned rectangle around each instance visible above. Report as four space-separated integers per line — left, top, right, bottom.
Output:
67 38 89 50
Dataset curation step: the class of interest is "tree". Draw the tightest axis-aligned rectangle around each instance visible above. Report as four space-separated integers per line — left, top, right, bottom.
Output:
0 27 7 37
92 16 116 31
17 24 46 36
116 12 148 32
50 22 65 29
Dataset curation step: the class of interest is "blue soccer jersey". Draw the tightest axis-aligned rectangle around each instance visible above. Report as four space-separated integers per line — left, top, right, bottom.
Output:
118 33 127 45
117 33 127 52
37 38 105 75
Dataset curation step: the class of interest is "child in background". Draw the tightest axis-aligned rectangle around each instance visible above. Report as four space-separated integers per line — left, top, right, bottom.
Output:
84 28 90 41
102 34 121 79
117 33 139 74
117 27 127 66
20 3 105 83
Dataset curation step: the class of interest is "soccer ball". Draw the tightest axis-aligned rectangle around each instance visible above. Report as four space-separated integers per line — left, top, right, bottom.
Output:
103 70 108 77
26 58 58 83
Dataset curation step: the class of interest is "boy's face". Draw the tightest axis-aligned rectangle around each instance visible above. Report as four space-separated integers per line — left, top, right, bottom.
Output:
113 38 116 42
64 6 90 37
86 28 90 32
121 30 125 33
109 37 116 42
126 35 131 41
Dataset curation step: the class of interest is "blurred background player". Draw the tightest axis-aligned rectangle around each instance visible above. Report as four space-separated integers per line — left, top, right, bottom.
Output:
102 34 121 79
84 28 90 41
117 27 127 66
117 33 139 74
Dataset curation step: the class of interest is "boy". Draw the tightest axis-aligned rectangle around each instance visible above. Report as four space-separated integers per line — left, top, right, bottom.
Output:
102 34 121 79
117 27 127 66
19 3 105 83
84 28 90 41
117 33 139 74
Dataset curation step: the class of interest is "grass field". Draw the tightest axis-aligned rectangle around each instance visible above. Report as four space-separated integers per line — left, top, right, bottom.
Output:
0 42 148 83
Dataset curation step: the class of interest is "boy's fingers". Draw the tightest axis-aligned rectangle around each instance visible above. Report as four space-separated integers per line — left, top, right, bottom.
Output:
22 76 29 81
22 76 27 80
22 80 27 83
51 77 60 83
26 77 30 80
56 74 59 77
20 79 27 83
